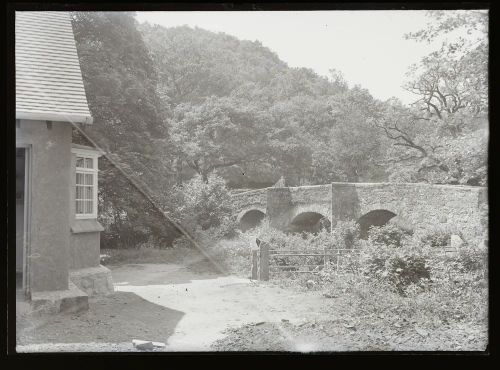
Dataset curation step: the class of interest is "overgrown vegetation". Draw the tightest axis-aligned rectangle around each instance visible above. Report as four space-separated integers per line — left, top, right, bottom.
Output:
206 217 487 349
70 10 487 251
368 223 413 248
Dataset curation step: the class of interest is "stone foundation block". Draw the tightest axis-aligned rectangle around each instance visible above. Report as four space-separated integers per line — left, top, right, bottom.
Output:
69 265 114 296
31 282 89 314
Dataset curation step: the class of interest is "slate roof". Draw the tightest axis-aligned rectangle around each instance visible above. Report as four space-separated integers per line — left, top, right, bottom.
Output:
16 11 93 124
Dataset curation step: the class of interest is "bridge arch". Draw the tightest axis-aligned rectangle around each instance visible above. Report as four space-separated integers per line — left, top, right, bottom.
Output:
237 207 267 232
357 209 397 239
288 206 331 234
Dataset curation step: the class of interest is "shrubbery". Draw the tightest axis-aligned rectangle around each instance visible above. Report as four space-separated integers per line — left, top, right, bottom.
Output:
164 173 236 238
331 220 360 249
208 215 487 348
99 159 182 249
419 226 452 248
368 223 413 248
361 243 431 295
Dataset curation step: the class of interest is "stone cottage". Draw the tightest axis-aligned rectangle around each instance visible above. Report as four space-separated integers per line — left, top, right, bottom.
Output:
16 11 113 312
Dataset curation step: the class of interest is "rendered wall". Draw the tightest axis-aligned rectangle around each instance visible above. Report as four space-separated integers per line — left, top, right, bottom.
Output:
16 120 72 292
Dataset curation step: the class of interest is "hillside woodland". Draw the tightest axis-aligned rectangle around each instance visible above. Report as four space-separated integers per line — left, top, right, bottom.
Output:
70 11 488 248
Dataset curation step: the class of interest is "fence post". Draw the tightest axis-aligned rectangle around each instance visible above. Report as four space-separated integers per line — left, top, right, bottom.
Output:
251 250 258 280
336 249 340 274
260 242 269 281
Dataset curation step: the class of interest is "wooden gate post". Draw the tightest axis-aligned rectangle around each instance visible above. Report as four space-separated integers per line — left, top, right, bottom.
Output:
336 249 340 274
251 249 258 280
259 242 269 281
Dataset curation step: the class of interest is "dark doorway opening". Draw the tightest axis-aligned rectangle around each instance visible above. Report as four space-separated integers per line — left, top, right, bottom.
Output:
16 147 28 296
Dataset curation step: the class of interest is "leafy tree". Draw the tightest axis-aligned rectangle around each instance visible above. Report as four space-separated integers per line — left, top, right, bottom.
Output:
72 12 182 247
171 96 272 182
376 10 488 185
72 12 175 195
138 24 289 108
164 173 234 233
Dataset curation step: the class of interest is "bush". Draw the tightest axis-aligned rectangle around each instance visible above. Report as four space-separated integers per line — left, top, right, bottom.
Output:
164 173 235 235
99 161 181 249
368 223 412 248
419 227 451 248
203 234 254 277
457 246 487 273
361 244 431 296
331 220 360 249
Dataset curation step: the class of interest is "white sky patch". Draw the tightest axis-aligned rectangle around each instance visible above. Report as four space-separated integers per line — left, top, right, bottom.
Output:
134 10 488 105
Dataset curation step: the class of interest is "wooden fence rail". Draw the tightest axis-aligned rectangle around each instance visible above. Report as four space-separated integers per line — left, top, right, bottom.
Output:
251 240 465 281
252 241 362 281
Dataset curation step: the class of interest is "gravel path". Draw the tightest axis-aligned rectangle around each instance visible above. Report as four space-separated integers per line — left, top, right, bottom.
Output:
16 260 329 352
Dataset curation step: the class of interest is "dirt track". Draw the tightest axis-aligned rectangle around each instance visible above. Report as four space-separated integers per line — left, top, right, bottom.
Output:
16 254 487 352
16 257 330 352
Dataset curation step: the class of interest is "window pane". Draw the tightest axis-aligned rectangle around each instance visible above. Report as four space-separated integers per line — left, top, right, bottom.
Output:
85 158 94 169
84 173 93 185
85 200 93 214
76 157 84 168
76 173 84 185
85 186 93 200
76 185 83 200
76 200 83 214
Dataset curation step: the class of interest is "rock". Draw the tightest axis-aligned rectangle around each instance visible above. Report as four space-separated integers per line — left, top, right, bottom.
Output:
306 280 315 289
132 339 154 350
281 319 289 322
343 323 356 330
414 326 428 337
451 234 464 249
323 293 337 299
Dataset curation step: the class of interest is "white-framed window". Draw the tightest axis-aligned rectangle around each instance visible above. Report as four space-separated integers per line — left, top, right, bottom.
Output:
72 148 99 219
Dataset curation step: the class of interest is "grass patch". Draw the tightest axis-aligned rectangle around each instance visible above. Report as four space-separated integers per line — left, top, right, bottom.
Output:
101 245 200 266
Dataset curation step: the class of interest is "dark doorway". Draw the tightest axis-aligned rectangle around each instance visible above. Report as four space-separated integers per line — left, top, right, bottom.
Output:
16 147 28 294
358 209 396 239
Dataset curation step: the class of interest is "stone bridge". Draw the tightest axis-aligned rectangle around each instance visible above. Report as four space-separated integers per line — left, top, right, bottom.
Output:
232 182 487 240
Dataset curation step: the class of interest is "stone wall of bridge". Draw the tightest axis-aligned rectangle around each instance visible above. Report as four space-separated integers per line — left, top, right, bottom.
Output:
232 182 487 242
330 182 487 241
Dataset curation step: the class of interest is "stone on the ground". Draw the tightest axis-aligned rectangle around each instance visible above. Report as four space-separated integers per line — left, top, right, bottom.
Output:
132 339 154 350
306 280 315 289
451 234 464 249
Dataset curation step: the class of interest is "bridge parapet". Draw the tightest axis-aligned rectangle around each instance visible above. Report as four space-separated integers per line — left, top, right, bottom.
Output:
232 182 487 243
232 188 268 221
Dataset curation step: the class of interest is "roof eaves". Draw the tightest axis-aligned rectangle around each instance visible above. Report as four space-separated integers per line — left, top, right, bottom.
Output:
16 110 93 124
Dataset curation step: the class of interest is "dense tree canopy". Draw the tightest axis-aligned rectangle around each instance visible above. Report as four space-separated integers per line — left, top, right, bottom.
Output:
137 23 388 187
71 11 487 246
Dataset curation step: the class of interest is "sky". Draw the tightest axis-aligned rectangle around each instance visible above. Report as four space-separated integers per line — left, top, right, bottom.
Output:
135 10 483 105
